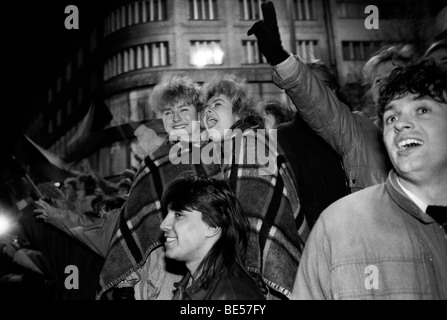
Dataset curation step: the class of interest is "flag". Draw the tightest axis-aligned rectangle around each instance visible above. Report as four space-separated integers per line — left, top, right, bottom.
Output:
67 94 113 148
25 135 71 171
63 118 166 163
13 135 75 183
63 94 113 163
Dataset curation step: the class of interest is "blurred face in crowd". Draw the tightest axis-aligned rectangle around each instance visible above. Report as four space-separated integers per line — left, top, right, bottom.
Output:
76 179 85 191
162 101 199 139
382 93 447 183
202 94 239 141
371 61 403 105
63 182 76 198
160 208 219 275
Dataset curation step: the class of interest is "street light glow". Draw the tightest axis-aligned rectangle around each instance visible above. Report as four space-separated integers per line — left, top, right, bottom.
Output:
0 214 11 236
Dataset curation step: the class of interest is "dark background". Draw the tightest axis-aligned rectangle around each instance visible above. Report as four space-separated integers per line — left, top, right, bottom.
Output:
2 1 103 157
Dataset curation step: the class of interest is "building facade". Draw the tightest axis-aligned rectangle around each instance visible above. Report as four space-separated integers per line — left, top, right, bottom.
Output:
27 0 445 178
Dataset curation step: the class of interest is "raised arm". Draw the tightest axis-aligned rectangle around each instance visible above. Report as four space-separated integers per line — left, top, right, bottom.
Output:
34 199 118 257
248 1 374 156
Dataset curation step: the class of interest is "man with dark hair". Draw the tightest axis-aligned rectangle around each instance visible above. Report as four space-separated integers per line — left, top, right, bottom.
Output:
293 60 447 299
160 176 265 300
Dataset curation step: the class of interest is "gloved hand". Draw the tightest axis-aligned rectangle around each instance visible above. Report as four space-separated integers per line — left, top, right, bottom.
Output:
247 1 290 66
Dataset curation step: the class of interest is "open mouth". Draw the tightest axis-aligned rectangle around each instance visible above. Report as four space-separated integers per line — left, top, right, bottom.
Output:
204 115 218 129
397 138 424 150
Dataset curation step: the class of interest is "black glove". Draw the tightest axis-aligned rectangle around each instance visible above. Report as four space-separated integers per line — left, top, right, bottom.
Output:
247 1 290 66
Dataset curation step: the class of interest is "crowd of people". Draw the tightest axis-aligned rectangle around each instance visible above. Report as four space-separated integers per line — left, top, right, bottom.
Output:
1 1 446 300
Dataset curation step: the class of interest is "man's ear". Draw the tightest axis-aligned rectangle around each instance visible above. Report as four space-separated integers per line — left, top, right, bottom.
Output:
205 226 221 238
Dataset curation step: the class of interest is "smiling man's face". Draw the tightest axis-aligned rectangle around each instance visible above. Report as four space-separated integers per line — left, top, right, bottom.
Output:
383 93 447 182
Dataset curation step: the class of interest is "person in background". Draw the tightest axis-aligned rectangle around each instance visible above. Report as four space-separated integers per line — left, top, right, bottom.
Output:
116 178 132 199
54 177 78 210
73 174 98 215
293 60 447 299
422 38 447 67
274 62 351 227
160 176 265 300
362 44 415 108
34 195 125 258
260 98 294 130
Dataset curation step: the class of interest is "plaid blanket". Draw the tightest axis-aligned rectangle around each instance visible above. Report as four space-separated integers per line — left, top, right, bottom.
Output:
98 128 309 299
97 139 221 298
217 126 310 298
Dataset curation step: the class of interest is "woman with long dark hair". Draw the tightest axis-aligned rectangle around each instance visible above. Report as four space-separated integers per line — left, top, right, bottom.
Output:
160 176 265 300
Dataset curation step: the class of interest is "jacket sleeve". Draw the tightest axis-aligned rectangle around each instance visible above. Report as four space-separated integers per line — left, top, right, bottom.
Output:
291 214 332 300
45 208 120 257
272 55 370 157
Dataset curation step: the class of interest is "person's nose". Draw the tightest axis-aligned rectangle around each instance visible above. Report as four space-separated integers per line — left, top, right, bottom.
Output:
160 213 173 231
173 110 181 122
394 113 414 132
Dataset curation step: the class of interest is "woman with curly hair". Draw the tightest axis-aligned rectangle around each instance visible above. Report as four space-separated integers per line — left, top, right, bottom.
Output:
201 75 309 299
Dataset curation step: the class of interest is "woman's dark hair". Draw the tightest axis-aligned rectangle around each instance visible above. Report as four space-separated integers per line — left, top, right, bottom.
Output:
161 175 250 289
377 60 447 127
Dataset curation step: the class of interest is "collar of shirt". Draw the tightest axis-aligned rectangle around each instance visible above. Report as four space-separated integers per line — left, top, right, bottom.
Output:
397 177 428 213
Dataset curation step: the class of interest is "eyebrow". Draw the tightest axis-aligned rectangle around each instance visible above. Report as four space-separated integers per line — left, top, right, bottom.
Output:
163 104 193 111
383 103 397 113
211 98 225 104
176 104 193 108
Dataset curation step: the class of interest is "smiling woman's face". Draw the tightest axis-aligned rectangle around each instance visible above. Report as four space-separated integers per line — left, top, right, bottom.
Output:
161 101 198 137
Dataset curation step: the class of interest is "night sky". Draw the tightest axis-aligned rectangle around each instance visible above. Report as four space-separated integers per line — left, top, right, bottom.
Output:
3 1 103 154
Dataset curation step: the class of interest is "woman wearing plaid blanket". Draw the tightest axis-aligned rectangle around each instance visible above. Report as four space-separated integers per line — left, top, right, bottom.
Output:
202 75 310 299
97 76 222 300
